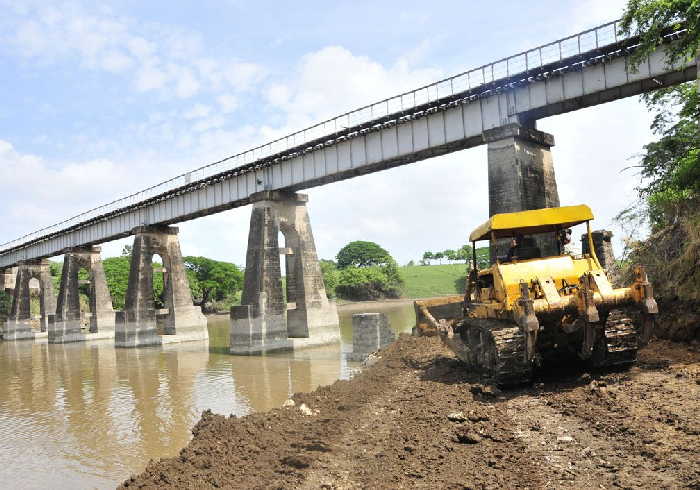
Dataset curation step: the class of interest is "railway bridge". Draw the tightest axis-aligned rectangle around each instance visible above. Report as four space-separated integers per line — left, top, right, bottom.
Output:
0 20 696 351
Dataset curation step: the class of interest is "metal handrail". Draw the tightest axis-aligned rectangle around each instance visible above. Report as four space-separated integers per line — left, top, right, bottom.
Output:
0 19 642 253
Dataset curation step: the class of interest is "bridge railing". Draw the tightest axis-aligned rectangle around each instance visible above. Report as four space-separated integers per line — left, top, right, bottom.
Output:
0 20 636 253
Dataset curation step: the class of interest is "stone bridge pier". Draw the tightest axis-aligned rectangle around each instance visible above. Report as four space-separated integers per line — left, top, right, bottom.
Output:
230 191 339 354
1 268 15 294
3 260 56 340
49 246 115 344
115 225 207 348
484 123 560 262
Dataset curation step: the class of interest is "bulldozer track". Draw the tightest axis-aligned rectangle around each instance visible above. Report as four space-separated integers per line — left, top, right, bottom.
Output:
459 319 533 386
593 308 639 368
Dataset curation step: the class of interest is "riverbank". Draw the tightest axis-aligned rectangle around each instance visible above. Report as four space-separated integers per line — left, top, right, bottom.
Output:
122 335 700 489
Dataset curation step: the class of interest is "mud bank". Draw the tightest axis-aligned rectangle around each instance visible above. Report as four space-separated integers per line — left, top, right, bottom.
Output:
122 336 700 489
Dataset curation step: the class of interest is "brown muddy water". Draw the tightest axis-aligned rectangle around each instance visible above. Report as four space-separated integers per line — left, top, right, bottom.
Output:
0 302 415 489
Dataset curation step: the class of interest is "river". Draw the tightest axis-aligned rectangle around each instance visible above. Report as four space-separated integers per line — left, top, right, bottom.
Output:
0 301 415 489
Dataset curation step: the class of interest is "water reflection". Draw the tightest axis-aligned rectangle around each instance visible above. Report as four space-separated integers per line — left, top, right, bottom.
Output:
0 302 415 488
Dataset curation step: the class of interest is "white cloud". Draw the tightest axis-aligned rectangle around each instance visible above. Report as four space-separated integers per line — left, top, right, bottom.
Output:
134 63 167 92
3 1 263 104
0 140 135 241
183 104 212 120
216 94 238 114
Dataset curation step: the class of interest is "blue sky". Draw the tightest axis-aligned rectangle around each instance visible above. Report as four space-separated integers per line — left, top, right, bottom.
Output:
0 0 653 265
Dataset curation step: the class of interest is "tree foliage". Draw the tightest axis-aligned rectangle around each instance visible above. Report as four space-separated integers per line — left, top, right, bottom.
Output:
619 0 699 228
319 259 339 298
335 266 402 301
620 0 699 70
183 256 243 309
333 241 403 300
336 241 393 268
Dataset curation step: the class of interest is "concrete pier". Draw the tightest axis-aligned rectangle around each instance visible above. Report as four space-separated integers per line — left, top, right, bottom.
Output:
230 191 339 355
348 313 395 362
116 225 207 348
485 123 560 262
3 260 56 340
1 268 15 294
50 246 115 344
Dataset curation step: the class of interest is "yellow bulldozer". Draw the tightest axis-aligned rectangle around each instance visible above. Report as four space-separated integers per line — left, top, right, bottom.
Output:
414 204 658 385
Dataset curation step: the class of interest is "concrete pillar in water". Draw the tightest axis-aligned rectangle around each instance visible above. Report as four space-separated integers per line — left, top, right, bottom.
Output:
3 260 56 340
115 225 207 348
50 246 115 344
484 123 560 262
230 191 339 354
348 312 395 362
1 268 16 294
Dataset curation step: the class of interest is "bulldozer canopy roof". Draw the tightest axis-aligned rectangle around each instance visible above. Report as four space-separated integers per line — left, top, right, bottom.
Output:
469 205 594 242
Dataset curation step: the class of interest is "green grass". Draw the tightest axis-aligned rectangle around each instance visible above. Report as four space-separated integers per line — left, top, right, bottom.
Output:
400 263 467 299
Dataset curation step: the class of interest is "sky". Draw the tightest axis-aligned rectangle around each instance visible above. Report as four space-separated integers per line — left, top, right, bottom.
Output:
0 0 655 267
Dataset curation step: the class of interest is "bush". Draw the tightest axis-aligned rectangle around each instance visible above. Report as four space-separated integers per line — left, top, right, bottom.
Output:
319 260 339 298
336 265 402 301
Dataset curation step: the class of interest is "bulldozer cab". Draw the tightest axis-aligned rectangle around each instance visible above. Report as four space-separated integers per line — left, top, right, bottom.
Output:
467 205 602 305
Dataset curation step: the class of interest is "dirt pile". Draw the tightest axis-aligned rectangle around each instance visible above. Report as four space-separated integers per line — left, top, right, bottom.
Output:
623 209 700 341
122 335 700 489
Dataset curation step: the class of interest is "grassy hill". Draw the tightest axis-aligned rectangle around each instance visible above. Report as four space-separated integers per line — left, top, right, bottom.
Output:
400 263 467 299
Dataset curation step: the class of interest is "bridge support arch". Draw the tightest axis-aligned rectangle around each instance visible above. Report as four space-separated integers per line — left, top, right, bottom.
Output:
2 260 56 340
230 191 339 354
50 246 115 344
115 225 207 348
484 123 560 262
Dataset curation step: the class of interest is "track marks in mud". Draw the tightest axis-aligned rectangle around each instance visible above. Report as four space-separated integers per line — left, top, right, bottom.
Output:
123 337 700 489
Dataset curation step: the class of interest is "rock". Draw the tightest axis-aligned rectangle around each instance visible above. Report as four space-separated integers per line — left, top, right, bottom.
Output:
363 353 380 367
534 382 545 390
447 411 467 422
468 411 489 422
557 435 574 443
282 399 295 408
482 385 502 397
281 455 311 469
298 403 314 416
447 412 467 422
579 373 592 383
469 384 483 395
454 427 482 444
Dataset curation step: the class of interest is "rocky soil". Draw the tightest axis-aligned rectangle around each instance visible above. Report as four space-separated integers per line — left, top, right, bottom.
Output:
122 336 700 489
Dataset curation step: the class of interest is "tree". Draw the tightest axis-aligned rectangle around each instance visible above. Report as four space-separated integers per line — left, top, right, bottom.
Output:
620 0 699 71
619 0 699 227
335 266 402 301
103 256 132 310
334 241 403 300
319 259 339 298
336 241 393 269
444 249 457 263
183 256 243 309
457 245 471 263
422 251 433 265
433 251 444 264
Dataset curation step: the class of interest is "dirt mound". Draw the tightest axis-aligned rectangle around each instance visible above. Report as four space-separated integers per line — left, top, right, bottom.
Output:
623 210 700 341
122 335 700 489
